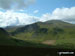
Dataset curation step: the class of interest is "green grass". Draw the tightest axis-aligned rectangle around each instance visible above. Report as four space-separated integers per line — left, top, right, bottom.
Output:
55 38 75 49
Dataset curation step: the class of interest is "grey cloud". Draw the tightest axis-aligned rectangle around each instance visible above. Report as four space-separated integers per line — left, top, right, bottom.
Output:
0 0 35 10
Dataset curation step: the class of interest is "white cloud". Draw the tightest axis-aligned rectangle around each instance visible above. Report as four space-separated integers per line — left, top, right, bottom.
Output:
40 7 75 23
33 10 39 14
0 0 36 10
0 7 75 27
0 10 39 27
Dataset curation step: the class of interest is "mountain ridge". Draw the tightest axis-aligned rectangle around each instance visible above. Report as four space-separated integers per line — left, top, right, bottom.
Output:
9 20 75 35
5 20 75 43
0 20 75 49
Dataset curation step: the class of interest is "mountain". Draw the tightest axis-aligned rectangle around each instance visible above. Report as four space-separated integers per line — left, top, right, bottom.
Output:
9 20 75 37
5 20 75 49
5 20 75 39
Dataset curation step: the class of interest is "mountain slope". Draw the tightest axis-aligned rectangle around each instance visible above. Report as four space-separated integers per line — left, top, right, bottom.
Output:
5 20 75 49
0 28 17 45
0 28 51 47
9 20 75 40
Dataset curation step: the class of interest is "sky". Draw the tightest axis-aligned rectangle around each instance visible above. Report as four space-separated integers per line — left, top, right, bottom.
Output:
0 0 75 27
